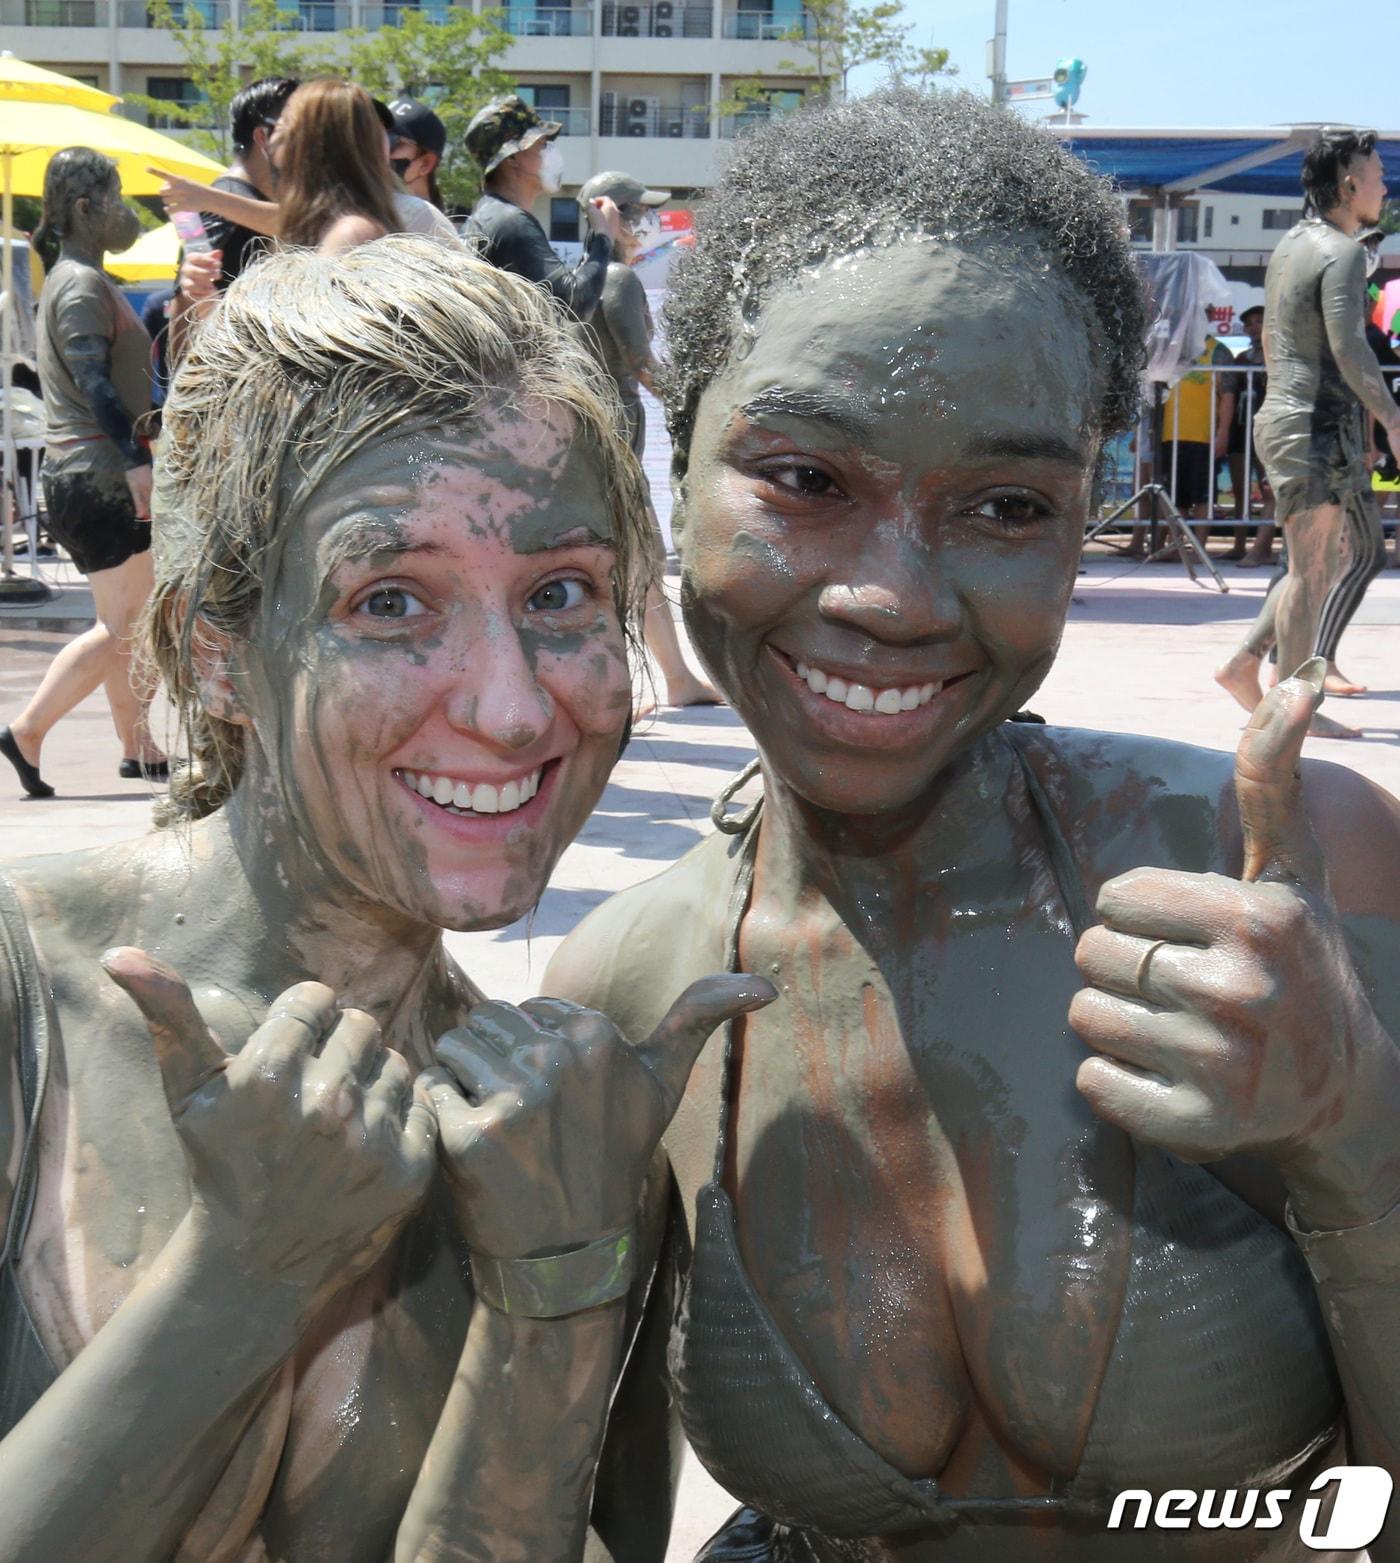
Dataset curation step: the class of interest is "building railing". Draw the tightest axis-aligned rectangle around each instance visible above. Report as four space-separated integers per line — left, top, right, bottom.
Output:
14 0 102 23
117 0 230 22
601 1 712 37
505 3 592 34
359 0 456 23
720 5 813 38
542 104 590 134
599 98 709 137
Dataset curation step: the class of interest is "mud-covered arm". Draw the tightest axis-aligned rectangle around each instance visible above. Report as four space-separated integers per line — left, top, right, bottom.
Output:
64 331 148 468
1072 673 1400 1556
1321 241 1400 428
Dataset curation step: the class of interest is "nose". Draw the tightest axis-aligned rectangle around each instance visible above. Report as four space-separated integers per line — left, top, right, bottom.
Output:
443 611 554 752
817 519 960 645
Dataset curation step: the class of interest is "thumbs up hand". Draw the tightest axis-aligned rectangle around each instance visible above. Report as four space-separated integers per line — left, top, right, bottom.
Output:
102 950 438 1321
1069 662 1400 1210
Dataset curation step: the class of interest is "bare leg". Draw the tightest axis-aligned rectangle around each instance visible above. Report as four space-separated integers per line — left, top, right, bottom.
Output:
637 511 720 711
1215 570 1281 714
1274 502 1359 738
8 549 162 770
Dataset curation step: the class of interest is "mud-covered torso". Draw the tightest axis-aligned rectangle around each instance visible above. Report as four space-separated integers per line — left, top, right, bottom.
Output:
1256 220 1361 438
570 729 1365 1560
2 843 478 1563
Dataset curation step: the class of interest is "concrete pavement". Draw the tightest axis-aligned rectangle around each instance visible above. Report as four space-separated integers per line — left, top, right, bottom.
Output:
4 554 1400 1554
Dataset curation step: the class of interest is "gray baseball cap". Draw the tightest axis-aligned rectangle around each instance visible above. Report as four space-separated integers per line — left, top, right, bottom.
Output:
577 170 670 209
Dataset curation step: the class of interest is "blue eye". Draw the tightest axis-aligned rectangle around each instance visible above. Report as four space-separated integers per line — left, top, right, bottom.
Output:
360 586 427 619
527 578 588 613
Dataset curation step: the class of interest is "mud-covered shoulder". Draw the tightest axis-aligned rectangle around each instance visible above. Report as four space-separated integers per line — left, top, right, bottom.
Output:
543 828 742 1042
1010 724 1240 885
1016 723 1400 921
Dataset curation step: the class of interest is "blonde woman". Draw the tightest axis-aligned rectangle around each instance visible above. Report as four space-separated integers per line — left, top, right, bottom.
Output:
0 237 767 1561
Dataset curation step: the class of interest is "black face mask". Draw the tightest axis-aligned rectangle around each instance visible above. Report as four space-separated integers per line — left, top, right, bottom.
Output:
390 157 413 181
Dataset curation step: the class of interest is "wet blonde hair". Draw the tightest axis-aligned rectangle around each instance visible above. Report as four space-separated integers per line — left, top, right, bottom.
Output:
145 234 654 824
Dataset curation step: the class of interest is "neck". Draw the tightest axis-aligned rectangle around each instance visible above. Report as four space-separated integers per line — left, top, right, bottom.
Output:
229 153 267 198
1322 201 1365 238
177 793 455 1065
59 231 103 267
751 730 1025 926
492 170 540 212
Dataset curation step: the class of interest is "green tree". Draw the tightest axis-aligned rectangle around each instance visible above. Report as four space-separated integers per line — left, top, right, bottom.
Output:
714 0 951 133
124 0 319 163
126 0 515 207
338 7 516 209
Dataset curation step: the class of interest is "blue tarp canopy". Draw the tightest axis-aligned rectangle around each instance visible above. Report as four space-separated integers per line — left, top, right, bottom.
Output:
1048 126 1400 195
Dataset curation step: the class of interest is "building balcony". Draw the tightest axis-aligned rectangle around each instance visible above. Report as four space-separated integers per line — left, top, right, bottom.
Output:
601 1 712 38
504 3 592 34
546 103 590 134
599 96 709 138
7 0 103 23
720 4 812 38
359 0 456 24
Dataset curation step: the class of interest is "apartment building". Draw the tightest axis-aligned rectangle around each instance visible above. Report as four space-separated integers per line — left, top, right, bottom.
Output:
3 0 816 234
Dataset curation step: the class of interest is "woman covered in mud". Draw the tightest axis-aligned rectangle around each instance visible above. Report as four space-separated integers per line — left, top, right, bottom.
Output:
547 93 1400 1560
0 236 766 1560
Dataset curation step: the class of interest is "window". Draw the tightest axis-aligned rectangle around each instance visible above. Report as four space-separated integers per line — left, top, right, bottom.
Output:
550 197 580 243
1175 202 1199 245
519 84 571 110
145 77 210 129
1203 205 1213 239
1263 208 1303 231
1230 213 1240 225
1124 198 1198 245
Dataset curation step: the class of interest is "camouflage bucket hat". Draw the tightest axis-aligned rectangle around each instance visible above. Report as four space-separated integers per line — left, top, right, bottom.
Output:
466 95 562 176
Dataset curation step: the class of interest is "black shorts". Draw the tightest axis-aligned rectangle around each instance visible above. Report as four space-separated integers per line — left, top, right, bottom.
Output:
41 451 149 575
1162 441 1214 511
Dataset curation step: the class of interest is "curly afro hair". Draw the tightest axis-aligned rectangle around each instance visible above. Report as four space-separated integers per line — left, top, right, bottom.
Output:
661 88 1148 477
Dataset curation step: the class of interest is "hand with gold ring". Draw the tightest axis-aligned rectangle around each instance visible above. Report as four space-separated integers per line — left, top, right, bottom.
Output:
1068 660 1400 1228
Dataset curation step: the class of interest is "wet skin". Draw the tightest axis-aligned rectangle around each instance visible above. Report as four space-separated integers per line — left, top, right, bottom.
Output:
548 241 1400 1557
0 402 656 1559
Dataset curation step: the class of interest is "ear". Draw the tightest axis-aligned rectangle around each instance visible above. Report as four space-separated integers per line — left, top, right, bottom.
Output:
190 616 251 728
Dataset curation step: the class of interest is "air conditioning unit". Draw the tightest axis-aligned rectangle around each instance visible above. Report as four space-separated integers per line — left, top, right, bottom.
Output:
625 93 654 119
652 0 671 27
653 21 672 34
621 3 640 23
625 122 647 135
664 119 683 137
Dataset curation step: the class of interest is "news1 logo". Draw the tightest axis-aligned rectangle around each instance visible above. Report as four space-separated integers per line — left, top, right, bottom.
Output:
1107 1467 1393 1548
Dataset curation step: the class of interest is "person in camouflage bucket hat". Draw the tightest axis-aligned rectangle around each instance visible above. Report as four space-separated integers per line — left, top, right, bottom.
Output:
462 96 625 322
465 94 562 177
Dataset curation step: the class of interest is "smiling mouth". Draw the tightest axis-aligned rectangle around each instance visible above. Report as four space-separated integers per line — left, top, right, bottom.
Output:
791 657 943 716
397 765 543 816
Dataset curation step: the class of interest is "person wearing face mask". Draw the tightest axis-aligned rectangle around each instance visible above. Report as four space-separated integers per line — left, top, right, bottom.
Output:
463 96 623 323
576 170 720 709
0 148 167 798
388 97 448 212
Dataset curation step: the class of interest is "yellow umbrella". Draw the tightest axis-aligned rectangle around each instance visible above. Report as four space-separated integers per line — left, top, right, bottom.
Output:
0 52 122 114
107 220 179 284
0 97 224 198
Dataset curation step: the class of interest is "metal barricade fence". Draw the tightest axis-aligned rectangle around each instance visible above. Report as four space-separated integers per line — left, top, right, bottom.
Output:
1097 362 1400 530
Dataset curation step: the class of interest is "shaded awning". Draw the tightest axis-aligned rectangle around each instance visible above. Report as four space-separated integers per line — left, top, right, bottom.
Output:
1048 126 1400 196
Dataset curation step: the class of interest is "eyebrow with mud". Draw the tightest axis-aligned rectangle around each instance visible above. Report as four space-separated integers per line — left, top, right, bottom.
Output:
320 517 445 575
963 432 1088 467
736 389 876 444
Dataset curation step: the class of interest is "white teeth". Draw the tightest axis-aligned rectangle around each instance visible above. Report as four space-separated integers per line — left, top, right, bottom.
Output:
401 767 541 815
791 656 947 716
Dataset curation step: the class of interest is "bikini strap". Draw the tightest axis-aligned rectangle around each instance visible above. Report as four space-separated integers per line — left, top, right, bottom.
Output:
0 873 52 1271
710 766 764 1185
999 723 1095 940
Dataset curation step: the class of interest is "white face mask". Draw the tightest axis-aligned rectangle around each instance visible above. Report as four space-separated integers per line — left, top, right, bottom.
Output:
628 211 663 253
536 141 564 194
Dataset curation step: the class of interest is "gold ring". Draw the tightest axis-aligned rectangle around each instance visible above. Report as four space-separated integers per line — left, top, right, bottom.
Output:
1133 939 1169 1001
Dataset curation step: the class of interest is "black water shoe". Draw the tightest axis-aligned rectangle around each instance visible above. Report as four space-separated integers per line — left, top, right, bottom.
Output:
0 727 54 799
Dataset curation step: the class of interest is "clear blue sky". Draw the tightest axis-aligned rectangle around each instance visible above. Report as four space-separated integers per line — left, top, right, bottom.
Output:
848 0 1394 129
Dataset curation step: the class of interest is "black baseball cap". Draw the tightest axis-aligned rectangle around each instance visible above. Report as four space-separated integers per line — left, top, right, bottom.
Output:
388 98 447 159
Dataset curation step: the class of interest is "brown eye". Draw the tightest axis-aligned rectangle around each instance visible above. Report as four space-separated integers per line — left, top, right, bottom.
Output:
969 493 1054 529
762 462 840 498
